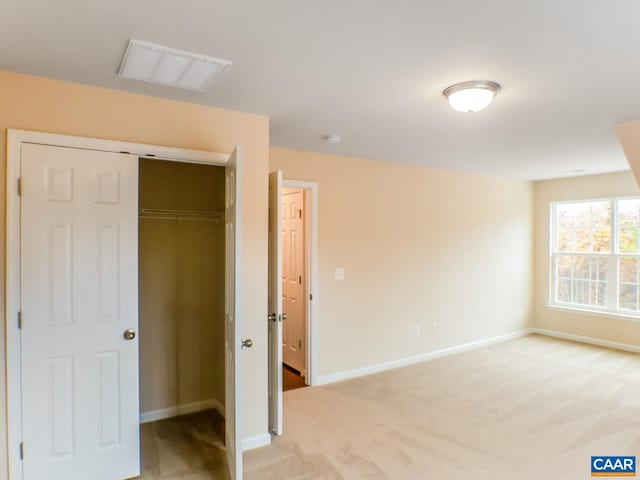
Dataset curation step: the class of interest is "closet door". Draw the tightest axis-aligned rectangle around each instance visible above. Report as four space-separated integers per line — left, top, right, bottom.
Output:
21 143 140 480
225 146 244 480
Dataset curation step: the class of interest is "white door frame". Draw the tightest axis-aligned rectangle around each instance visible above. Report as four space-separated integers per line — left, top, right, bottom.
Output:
5 129 232 479
281 179 319 386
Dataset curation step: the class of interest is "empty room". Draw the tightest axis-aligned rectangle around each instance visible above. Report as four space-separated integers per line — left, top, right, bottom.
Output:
1 1 640 479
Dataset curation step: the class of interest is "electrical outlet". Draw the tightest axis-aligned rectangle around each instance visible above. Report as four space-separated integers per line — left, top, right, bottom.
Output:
431 321 438 333
335 268 345 281
413 325 421 337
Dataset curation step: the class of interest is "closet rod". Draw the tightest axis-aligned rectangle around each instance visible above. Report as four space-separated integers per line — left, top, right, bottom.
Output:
138 208 224 222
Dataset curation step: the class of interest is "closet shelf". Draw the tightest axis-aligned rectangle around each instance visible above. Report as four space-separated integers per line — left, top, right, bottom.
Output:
139 208 224 222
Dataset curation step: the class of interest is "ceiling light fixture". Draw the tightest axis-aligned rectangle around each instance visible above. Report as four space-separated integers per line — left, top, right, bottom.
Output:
443 80 501 113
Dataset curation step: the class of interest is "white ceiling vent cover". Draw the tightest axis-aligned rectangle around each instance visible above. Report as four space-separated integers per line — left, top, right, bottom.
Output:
118 39 231 91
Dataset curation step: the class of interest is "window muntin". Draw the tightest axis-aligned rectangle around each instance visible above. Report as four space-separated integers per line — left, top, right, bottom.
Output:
550 197 640 317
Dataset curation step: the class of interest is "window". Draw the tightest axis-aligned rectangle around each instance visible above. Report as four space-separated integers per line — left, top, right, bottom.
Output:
550 197 640 317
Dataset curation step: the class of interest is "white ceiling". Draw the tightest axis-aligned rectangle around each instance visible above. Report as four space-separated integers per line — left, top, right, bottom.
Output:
1 0 639 180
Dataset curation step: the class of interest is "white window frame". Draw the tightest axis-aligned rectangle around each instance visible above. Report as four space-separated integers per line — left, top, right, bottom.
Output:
548 196 640 320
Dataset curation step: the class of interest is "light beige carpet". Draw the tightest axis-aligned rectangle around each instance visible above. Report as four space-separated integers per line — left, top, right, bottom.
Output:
245 334 640 480
138 409 228 479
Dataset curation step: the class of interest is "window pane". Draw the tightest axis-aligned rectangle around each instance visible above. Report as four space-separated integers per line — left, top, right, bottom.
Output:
556 229 575 252
591 202 611 252
556 205 575 251
556 255 573 278
619 228 639 253
618 199 640 253
574 229 591 252
572 255 607 281
557 278 571 303
556 228 573 251
593 256 608 282
588 281 606 307
554 255 607 307
590 202 611 252
574 203 591 228
572 256 590 279
619 284 638 311
618 199 640 228
619 257 638 283
557 204 575 229
618 256 640 312
573 279 589 304
592 226 610 253
554 201 610 253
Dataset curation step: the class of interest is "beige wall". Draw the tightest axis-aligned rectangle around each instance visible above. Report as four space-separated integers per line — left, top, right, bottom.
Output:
533 171 640 344
139 160 225 414
9 67 636 477
271 147 534 377
616 121 640 186
0 70 269 476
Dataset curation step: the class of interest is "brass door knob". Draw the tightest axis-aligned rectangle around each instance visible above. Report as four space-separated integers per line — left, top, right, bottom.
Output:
123 329 136 340
241 339 253 349
281 313 287 321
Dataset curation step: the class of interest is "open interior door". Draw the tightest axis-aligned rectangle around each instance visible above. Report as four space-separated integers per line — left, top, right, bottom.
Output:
225 147 243 480
268 171 283 435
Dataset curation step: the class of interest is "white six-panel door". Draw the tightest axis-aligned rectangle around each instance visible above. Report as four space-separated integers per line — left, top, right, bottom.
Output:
268 171 283 435
225 147 243 480
282 188 306 373
20 143 140 480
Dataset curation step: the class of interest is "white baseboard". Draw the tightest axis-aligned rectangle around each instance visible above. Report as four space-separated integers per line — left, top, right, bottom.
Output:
532 328 640 354
141 399 271 452
140 398 225 424
242 433 272 451
316 329 534 385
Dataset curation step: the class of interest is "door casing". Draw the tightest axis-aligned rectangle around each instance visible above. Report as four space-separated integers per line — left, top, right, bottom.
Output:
6 129 232 479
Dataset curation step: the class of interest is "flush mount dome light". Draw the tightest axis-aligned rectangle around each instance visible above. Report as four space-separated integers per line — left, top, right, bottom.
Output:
443 80 501 113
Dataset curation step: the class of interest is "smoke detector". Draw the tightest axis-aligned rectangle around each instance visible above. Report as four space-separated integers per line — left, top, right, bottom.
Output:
118 39 231 91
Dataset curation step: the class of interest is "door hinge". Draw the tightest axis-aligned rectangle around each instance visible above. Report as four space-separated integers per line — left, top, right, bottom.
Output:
299 209 302 219
298 340 302 349
19 442 23 460
299 275 302 284
310 293 313 301
17 311 22 330
17 178 23 196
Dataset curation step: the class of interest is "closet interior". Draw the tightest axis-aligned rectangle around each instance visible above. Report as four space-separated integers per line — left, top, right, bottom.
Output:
138 158 227 477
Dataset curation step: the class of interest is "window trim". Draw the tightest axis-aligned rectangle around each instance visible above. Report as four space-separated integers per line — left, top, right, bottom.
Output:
545 304 640 324
548 196 640 319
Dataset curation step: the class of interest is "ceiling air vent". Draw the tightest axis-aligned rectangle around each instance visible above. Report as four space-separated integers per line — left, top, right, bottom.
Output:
118 39 231 91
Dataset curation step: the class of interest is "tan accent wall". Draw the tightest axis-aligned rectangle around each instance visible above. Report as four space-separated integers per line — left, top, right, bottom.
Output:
138 159 225 414
270 147 534 377
533 171 640 344
0 70 269 476
616 121 640 186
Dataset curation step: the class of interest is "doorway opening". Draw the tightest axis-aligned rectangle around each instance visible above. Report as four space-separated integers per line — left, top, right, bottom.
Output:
268 174 318 434
138 158 228 478
281 187 309 392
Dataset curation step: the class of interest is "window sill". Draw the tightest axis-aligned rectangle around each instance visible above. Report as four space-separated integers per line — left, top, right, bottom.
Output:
545 304 640 323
